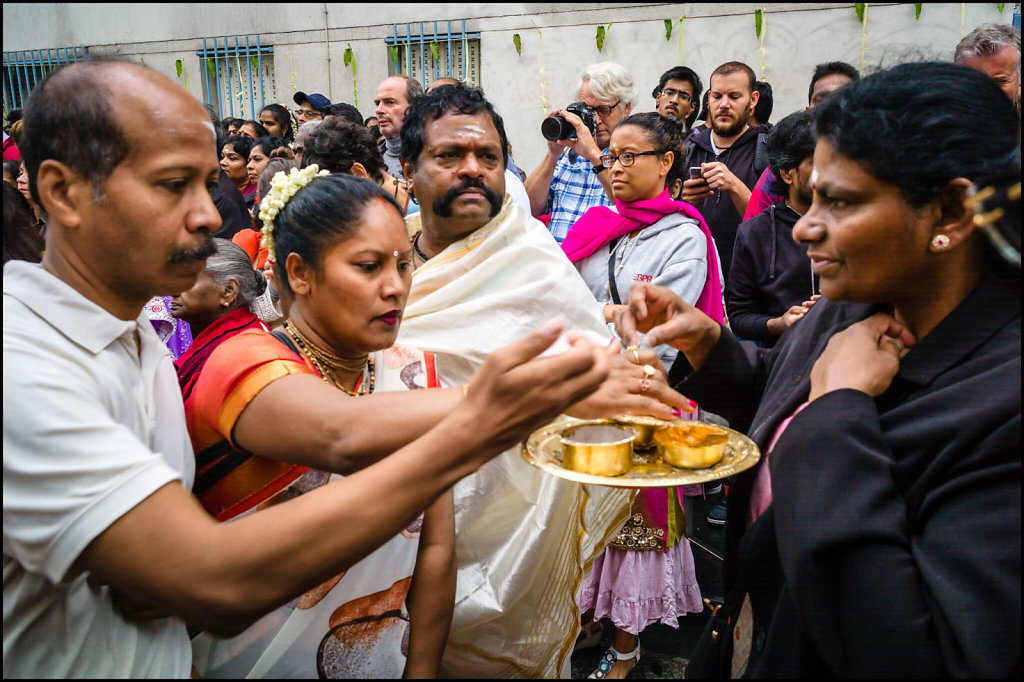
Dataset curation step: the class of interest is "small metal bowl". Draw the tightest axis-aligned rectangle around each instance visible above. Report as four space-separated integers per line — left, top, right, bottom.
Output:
614 415 666 450
654 423 729 469
560 423 637 477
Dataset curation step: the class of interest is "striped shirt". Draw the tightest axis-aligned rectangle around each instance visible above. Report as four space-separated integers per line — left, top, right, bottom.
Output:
545 149 612 243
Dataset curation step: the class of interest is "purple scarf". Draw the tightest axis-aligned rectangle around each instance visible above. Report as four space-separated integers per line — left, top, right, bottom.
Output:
561 189 725 325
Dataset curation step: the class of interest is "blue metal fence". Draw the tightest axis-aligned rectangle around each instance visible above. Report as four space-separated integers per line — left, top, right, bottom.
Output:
196 36 273 119
3 46 86 116
386 21 480 87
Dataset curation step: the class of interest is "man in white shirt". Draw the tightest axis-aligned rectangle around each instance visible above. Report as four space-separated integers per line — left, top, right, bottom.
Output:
3 60 610 678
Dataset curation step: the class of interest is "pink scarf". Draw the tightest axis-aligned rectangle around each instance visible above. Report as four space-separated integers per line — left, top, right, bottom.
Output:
561 189 725 325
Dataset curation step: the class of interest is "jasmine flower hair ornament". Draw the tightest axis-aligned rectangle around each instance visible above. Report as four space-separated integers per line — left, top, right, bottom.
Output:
259 164 331 263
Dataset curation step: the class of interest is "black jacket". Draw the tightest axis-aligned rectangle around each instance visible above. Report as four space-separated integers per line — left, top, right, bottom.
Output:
211 169 252 240
676 273 1020 677
685 125 766 279
726 202 818 345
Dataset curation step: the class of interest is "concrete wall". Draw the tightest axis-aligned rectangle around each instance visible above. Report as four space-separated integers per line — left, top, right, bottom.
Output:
3 3 1015 171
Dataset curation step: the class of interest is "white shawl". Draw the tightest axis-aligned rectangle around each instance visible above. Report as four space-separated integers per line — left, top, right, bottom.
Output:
398 197 633 678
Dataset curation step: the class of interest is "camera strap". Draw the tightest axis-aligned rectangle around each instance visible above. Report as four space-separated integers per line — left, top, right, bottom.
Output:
607 238 622 305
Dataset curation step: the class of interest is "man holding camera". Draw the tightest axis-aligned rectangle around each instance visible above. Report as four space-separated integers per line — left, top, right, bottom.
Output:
525 62 635 243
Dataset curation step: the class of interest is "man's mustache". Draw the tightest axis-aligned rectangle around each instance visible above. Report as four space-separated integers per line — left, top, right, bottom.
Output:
168 236 217 264
432 177 503 218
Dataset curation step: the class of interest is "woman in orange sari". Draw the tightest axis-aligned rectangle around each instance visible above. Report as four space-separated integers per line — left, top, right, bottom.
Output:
186 168 455 678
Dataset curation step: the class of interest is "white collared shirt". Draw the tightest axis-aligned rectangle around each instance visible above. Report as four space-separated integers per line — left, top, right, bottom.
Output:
3 261 194 678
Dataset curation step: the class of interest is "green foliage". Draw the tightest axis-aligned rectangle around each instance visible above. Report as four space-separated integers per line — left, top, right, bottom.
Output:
513 33 522 56
389 44 399 65
429 40 440 63
855 3 865 24
596 23 612 52
915 3 922 19
175 59 183 79
207 58 216 79
343 44 354 68
251 55 258 72
664 19 673 41
997 3 1005 13
755 9 763 39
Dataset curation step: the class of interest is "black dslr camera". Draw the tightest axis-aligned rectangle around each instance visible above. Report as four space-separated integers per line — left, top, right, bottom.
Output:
541 101 597 141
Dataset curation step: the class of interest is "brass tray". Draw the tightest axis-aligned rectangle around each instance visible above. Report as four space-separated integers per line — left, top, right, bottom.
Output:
519 417 760 488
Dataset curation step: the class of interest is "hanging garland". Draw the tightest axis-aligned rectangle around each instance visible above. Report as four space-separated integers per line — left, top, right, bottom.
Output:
960 3 966 39
755 8 768 81
856 4 870 70
343 44 358 110
531 19 550 116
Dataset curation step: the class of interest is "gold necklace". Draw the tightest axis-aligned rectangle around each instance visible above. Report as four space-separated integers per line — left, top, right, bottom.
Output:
283 320 375 396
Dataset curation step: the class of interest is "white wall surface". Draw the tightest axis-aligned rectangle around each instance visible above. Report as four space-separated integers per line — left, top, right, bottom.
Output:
3 3 1014 171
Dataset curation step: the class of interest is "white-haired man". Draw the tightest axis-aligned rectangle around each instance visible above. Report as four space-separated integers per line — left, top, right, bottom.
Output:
954 22 1021 107
525 61 634 243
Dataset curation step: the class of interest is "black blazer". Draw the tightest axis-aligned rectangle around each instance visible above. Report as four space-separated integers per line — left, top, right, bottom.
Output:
674 273 1021 677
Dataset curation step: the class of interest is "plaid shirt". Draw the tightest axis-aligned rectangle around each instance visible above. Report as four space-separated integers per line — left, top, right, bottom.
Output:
545 149 612 243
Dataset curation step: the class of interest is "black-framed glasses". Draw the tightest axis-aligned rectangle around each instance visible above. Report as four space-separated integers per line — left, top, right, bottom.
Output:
601 150 664 168
592 100 620 118
657 88 694 103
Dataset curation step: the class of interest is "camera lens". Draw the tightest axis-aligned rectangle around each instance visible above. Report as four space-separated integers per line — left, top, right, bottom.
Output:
541 115 574 141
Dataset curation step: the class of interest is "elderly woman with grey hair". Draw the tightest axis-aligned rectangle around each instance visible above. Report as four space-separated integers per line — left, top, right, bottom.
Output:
170 238 270 409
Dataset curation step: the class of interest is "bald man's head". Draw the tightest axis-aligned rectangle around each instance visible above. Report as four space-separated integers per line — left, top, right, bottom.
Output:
22 60 213 212
427 77 462 93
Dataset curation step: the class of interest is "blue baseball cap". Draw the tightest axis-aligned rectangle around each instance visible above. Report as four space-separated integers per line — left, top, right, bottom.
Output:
293 91 331 112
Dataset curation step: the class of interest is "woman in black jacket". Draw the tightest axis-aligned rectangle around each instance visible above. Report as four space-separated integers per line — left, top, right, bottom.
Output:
615 61 1020 677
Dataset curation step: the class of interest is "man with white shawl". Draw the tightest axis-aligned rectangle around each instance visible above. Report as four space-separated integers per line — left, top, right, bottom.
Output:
397 84 690 678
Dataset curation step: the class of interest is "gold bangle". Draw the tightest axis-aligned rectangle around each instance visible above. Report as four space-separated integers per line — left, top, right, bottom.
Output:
462 384 469 399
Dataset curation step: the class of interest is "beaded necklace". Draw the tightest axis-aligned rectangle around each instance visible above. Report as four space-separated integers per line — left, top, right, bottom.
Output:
283 319 375 396
412 231 431 264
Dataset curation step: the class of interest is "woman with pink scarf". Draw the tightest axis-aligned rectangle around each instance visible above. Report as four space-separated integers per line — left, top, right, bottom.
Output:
564 112 724 679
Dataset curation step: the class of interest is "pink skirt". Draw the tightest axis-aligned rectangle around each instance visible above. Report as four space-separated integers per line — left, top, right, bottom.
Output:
577 541 704 635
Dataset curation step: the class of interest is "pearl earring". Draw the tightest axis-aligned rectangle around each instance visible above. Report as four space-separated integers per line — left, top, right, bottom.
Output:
931 234 951 250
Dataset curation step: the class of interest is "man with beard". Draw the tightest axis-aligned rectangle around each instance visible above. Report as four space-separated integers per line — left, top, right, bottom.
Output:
726 109 820 347
3 61 613 677
525 61 635 243
680 61 767 279
652 65 703 135
397 83 692 678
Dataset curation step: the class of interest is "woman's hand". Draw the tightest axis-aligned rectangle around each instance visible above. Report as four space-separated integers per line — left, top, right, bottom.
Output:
612 283 722 371
809 312 916 402
566 339 695 420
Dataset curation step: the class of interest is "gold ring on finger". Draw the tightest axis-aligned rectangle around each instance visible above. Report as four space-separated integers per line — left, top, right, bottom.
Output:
639 377 651 394
642 364 656 378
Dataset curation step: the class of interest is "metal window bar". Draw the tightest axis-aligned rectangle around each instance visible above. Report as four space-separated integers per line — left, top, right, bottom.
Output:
385 22 481 86
3 46 85 114
196 36 273 119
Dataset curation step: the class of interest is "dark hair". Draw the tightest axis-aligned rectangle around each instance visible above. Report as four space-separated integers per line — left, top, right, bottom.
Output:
252 135 289 159
3 159 21 182
6 108 23 126
807 61 861 104
258 157 299 199
400 83 509 171
301 116 388 182
364 115 378 126
711 61 757 93
814 61 1019 208
766 110 815 194
259 103 294 142
205 105 227 153
240 120 270 139
222 134 254 161
753 81 774 126
3 182 44 264
326 102 363 126
698 90 711 123
21 60 133 216
652 66 703 130
222 117 244 135
272 174 404 295
617 112 688 195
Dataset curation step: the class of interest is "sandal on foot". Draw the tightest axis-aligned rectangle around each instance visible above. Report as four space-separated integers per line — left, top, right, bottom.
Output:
574 621 604 652
587 643 641 679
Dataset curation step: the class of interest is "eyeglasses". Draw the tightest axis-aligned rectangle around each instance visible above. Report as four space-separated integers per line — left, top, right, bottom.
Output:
592 101 620 118
601 150 664 168
657 88 694 103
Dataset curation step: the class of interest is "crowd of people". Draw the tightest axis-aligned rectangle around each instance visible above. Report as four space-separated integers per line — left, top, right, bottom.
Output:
3 19 1020 680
